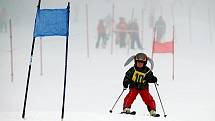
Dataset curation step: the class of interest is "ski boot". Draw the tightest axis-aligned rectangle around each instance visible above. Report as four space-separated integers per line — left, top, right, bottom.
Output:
123 108 131 113
121 108 136 115
150 110 160 117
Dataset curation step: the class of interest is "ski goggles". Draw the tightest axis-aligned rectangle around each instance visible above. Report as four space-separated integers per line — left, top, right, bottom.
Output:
136 60 146 63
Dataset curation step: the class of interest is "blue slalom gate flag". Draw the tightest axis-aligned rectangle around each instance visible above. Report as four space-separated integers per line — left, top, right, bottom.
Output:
33 8 69 37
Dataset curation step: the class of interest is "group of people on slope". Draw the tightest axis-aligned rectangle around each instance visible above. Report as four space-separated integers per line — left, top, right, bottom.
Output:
95 15 166 49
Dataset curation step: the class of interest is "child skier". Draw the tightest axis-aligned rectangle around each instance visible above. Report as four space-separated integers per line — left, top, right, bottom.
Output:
122 53 160 117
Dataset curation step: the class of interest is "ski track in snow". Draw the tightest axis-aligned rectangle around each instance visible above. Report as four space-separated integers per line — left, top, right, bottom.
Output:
1 0 215 121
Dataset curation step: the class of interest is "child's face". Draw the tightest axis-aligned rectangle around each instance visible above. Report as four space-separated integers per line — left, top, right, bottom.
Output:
136 60 145 68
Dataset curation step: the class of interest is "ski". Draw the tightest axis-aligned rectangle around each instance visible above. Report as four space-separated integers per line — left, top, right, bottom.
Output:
120 112 160 117
120 111 136 115
151 114 160 117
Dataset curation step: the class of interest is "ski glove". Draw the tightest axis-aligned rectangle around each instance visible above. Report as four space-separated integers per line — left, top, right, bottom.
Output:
148 76 157 83
123 78 130 88
123 83 128 89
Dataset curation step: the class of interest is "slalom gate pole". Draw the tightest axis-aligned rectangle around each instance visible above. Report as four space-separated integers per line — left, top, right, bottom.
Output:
208 8 212 43
172 26 175 80
9 18 14 82
151 27 156 59
61 2 70 119
109 89 125 113
22 37 36 119
61 36 69 120
154 83 167 117
22 0 41 118
141 8 144 48
85 1 90 58
40 37 43 75
111 2 115 55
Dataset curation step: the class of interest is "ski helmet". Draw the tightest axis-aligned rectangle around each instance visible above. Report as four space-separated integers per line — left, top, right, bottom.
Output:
124 52 154 70
135 53 147 62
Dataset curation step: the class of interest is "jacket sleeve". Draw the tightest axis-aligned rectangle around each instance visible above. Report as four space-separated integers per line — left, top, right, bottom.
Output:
123 68 133 88
145 71 157 83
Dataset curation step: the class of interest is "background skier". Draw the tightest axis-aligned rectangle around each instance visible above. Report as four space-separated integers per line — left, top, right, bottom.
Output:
155 16 166 42
115 17 128 48
128 19 143 50
0 8 8 33
96 19 107 48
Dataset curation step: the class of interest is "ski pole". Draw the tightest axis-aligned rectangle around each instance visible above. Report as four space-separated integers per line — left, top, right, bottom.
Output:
109 89 126 113
154 83 167 117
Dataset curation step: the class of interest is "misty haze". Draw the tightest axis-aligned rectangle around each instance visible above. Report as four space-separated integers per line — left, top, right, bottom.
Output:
0 0 215 121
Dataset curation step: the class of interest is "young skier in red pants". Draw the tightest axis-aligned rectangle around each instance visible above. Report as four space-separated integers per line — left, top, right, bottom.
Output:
122 53 159 117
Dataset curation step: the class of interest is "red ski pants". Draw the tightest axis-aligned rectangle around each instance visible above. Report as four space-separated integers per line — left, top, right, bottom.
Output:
123 88 156 111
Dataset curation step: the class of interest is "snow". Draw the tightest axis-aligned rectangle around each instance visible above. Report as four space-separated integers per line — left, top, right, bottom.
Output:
1 0 215 121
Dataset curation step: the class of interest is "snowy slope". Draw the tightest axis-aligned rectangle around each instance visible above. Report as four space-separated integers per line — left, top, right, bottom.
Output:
1 0 215 121
1 41 215 121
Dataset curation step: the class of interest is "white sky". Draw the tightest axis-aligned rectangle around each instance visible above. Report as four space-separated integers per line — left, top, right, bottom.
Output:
0 0 215 121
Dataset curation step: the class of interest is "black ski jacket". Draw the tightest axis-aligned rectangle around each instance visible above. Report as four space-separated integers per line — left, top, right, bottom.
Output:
123 66 157 90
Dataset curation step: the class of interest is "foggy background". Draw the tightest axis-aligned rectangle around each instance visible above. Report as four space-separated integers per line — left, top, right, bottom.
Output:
1 0 215 121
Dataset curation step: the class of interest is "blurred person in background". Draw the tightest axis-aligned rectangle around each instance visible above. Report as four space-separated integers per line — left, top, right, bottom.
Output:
155 16 166 42
0 8 8 33
116 17 128 48
128 19 143 50
96 19 107 48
